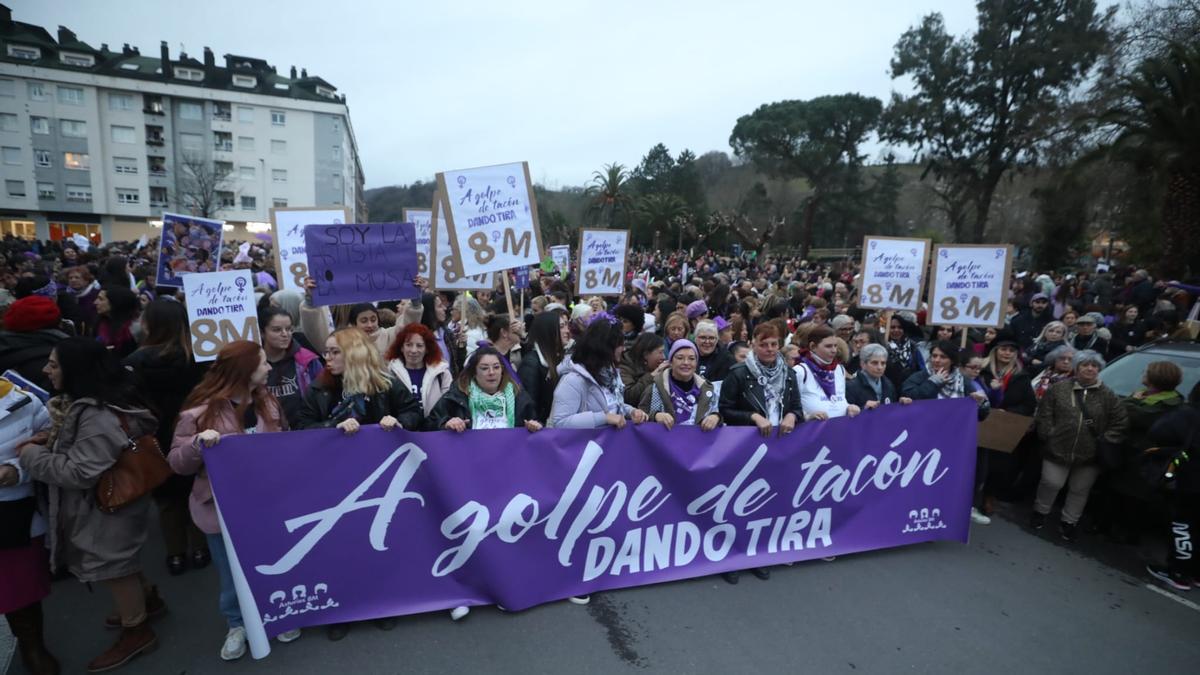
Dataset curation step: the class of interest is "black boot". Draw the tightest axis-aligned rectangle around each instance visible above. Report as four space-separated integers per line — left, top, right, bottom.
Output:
6 601 61 675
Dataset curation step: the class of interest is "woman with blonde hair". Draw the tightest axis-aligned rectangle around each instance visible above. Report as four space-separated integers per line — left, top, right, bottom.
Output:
455 294 488 357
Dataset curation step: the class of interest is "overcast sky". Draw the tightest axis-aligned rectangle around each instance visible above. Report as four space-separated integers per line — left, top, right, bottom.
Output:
14 1 979 189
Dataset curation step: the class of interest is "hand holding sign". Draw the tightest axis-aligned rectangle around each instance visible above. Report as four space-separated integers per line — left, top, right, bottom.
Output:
303 223 420 306
859 236 930 312
183 270 260 362
436 162 544 276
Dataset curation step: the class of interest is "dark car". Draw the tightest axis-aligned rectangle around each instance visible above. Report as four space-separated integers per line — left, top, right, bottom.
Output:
1099 340 1200 397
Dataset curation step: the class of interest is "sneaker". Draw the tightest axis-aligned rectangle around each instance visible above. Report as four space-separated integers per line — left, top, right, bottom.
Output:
750 567 771 580
1060 521 1078 542
220 627 247 661
721 571 740 585
276 628 301 643
568 595 590 605
1029 511 1046 530
970 508 992 525
1146 564 1192 592
450 606 470 621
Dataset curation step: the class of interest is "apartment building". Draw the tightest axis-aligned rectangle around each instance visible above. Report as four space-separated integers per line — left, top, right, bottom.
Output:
0 4 365 243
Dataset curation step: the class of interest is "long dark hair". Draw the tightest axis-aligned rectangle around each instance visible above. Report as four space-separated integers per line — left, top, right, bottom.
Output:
100 285 139 327
629 332 664 369
456 346 519 394
573 317 624 387
53 337 136 406
420 292 444 330
136 298 192 359
527 309 565 385
97 255 131 288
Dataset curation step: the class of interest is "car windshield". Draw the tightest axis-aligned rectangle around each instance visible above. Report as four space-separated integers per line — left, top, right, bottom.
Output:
1099 351 1200 398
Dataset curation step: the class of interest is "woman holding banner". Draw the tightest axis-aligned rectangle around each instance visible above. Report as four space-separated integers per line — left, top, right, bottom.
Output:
794 326 861 421
846 343 911 408
620 333 667 407
428 347 541 433
258 307 324 430
385 323 453 417
517 310 569 424
169 340 301 660
638 339 721 431
550 314 650 432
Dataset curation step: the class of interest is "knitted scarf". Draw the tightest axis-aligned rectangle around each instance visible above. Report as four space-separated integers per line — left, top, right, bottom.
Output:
468 381 515 428
801 353 839 398
932 370 965 399
745 351 786 418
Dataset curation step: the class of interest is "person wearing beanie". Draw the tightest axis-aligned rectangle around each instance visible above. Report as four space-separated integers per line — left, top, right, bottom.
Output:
0 296 67 392
638 338 720 431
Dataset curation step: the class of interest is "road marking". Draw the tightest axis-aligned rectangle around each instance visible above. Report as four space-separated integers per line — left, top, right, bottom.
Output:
1144 583 1200 612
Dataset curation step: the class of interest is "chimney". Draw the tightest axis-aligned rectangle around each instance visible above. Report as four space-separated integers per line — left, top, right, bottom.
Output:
0 5 12 28
203 47 214 68
57 26 77 44
160 40 172 78
301 68 307 78
290 65 297 79
100 43 109 52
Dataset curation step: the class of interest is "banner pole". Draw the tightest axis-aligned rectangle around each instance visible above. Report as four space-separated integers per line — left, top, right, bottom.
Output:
502 271 516 319
960 329 969 350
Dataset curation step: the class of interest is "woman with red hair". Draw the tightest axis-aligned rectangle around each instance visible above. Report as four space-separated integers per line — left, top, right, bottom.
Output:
168 340 300 660
385 323 452 417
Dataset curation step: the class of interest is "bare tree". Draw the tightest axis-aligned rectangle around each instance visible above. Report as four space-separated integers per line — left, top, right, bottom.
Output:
177 153 235 219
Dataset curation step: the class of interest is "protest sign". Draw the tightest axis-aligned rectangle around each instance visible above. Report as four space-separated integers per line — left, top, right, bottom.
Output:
206 399 976 657
858 236 931 312
430 192 496 291
271 207 351 294
155 212 223 288
927 244 1014 328
576 229 629 296
435 161 544 276
303 223 421 306
514 265 530 290
549 244 570 276
182 270 259 362
402 208 433 280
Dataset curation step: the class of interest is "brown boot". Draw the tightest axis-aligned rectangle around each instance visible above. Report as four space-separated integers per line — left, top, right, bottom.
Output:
103 585 166 629
86 622 157 673
5 601 61 675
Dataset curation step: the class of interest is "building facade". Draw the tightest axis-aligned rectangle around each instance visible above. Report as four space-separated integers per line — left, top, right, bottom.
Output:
0 4 365 243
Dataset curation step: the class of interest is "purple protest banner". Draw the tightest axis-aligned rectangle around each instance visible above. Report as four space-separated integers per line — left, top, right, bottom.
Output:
302 223 420 306
514 265 530 290
205 399 976 658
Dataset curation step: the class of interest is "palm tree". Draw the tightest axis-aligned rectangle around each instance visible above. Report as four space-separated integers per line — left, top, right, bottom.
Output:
634 194 689 248
1099 41 1200 278
584 163 633 228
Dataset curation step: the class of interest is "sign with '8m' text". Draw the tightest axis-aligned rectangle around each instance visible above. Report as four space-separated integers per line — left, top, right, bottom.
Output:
436 161 544 277
182 269 260 362
858 236 930 312
576 229 629 296
927 244 1014 329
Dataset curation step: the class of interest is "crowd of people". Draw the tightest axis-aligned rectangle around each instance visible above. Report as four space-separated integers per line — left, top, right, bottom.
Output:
0 233 1197 673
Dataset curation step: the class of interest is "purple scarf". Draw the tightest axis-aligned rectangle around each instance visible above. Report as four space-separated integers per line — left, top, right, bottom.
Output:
801 354 839 398
668 376 700 425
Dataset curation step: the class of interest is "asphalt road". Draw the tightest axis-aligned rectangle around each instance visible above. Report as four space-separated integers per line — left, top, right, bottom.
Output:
10 512 1200 674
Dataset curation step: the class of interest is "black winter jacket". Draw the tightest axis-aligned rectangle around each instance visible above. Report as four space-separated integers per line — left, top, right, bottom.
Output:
718 361 803 427
426 384 538 431
846 371 900 408
697 347 736 382
296 376 423 430
0 328 67 392
516 354 555 424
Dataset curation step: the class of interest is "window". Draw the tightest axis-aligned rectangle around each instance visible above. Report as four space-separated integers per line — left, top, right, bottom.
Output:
272 169 287 183
175 67 203 82
149 157 166 174
145 125 164 144
0 113 16 132
37 182 55 200
316 85 335 98
271 110 286 126
63 152 90 170
119 62 139 71
6 45 40 61
332 118 340 132
30 117 49 135
213 103 231 121
66 185 93 202
272 198 288 208
0 79 14 97
111 125 136 143
270 139 286 154
238 136 254 151
149 186 168 206
239 165 255 179
241 195 257 210
273 83 289 91
116 188 139 204
179 133 203 152
217 191 235 207
237 106 253 123
108 93 133 111
5 180 25 197
57 87 84 105
331 146 341 160
60 120 86 138
113 157 137 174
144 95 164 114
178 102 203 120
26 82 46 100
1 147 19 165
214 160 233 175
213 132 232 151
35 150 51 167
232 74 257 88
60 52 95 67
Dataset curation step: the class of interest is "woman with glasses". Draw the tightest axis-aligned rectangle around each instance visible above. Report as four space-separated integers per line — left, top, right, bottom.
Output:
258 307 323 429
694 320 735 384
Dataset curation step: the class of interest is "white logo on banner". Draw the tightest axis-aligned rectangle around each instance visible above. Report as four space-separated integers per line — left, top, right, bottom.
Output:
262 582 339 625
901 507 947 533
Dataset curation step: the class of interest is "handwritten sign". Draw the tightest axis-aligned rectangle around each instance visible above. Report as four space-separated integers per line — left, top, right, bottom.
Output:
402 208 433 280
430 192 496 291
435 161 543 276
576 229 629 296
156 212 224 288
927 244 1014 328
182 270 259 362
303 223 420 306
271 207 351 294
549 245 570 276
858 236 931 312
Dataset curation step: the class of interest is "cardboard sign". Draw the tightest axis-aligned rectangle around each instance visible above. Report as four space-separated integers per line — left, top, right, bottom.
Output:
156 212 224 288
549 245 570 276
402 208 433 280
303 223 421 306
576 229 629 296
927 244 1014 329
430 192 496 291
514 266 530 290
977 409 1034 453
182 270 260 362
858 236 931 312
435 161 544 276
271 207 351 294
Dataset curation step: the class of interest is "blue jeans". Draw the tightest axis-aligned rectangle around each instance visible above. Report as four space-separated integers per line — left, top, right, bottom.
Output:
207 533 243 628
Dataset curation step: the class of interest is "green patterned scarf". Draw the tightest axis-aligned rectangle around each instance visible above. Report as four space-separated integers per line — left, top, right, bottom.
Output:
468 381 516 428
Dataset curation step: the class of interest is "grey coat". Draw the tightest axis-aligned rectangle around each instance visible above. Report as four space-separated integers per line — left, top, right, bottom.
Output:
21 397 157 582
549 363 634 428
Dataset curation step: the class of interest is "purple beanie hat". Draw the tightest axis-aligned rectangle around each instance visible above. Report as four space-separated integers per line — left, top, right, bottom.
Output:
668 339 698 361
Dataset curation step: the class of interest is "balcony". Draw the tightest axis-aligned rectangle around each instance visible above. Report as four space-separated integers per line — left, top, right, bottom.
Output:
214 142 233 152
146 136 164 146
142 107 165 116
213 111 231 121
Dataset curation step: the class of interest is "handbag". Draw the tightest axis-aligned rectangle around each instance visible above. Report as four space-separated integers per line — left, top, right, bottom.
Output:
95 412 173 514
